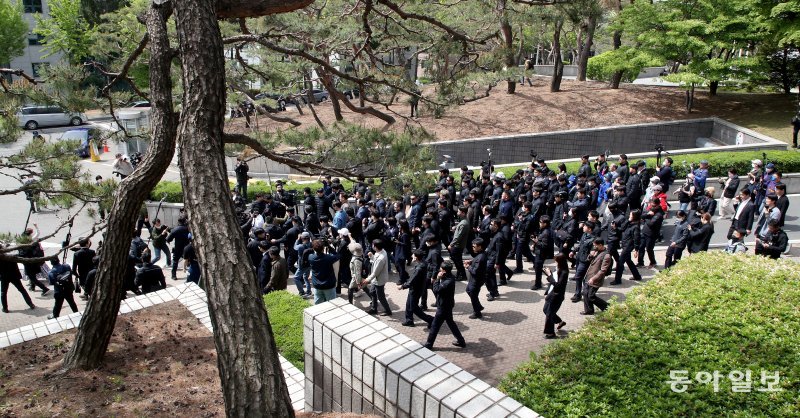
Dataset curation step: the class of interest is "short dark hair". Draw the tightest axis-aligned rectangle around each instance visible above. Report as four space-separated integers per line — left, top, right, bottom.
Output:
593 238 605 246
768 219 780 228
372 239 384 250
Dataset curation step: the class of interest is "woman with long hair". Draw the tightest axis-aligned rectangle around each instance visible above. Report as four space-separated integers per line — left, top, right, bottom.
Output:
543 253 570 338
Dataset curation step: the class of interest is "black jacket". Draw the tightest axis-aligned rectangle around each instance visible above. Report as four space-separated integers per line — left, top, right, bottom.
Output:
467 251 487 284
688 222 713 253
72 247 96 281
432 273 457 311
620 221 641 253
731 199 756 233
247 239 265 270
404 262 428 294
722 177 740 199
642 209 664 237
545 268 569 302
167 225 191 255
425 246 443 280
135 263 166 294
759 229 789 258
573 232 595 263
533 228 554 259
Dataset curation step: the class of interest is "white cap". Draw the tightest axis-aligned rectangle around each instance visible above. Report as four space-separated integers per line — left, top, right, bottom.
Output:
751 159 762 166
650 176 660 183
338 228 350 236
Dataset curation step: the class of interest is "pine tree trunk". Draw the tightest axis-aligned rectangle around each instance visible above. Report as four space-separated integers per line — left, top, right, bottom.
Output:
499 5 516 94
550 20 564 93
172 0 294 416
709 80 719 96
62 2 177 371
610 29 623 89
576 15 596 82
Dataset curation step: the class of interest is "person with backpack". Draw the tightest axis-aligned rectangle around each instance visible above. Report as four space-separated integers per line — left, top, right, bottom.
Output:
47 257 78 319
581 239 612 315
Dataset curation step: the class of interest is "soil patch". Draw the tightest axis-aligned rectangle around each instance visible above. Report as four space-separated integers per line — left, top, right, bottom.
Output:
227 79 794 142
0 301 225 417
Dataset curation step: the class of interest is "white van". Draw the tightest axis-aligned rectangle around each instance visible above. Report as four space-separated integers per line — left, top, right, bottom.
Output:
17 105 87 130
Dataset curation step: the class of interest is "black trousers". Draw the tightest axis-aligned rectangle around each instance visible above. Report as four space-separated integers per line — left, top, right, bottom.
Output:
582 284 607 314
53 292 78 317
637 235 657 265
2 275 34 310
571 261 588 298
664 245 684 269
450 247 466 280
25 270 48 291
465 278 485 314
405 290 433 324
614 249 642 282
533 255 546 287
497 253 513 282
485 266 499 297
543 296 564 334
369 284 391 314
426 308 464 347
515 238 535 270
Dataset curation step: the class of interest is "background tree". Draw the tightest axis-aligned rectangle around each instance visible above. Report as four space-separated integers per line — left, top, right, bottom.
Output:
0 0 26 66
34 0 97 64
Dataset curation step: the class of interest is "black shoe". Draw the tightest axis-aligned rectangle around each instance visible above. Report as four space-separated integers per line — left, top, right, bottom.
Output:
498 280 508 286
544 334 557 339
401 321 415 327
635 263 644 267
469 312 482 319
571 297 582 303
2 308 9 313
630 277 642 281
379 311 392 317
367 309 377 315
531 285 542 291
557 321 566 330
420 305 428 311
608 281 622 285
47 314 55 319
41 289 50 296
512 269 524 274
422 342 433 350
29 304 35 310
452 340 466 348
580 311 594 315
507 272 514 281
486 295 495 301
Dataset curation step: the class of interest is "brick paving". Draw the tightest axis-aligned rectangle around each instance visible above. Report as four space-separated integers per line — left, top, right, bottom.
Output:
348 252 662 386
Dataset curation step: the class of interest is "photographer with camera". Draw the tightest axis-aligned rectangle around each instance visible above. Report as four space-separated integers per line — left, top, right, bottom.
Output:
234 157 250 202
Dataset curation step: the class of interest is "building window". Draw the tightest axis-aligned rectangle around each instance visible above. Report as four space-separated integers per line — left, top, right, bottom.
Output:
28 34 45 46
23 0 43 13
31 62 49 78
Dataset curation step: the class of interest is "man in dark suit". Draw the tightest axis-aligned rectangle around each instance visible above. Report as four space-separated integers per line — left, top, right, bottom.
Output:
423 261 466 350
531 215 554 290
464 238 487 319
727 189 756 240
775 184 789 227
626 165 642 210
400 249 434 327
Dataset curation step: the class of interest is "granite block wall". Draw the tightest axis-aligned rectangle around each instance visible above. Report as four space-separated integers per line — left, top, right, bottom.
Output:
304 298 540 418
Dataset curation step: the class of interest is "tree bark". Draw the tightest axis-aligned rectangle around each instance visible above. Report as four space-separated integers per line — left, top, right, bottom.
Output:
318 67 343 122
499 6 516 94
62 1 177 371
172 0 294 416
576 15 596 82
550 19 564 93
709 80 719 96
610 29 623 89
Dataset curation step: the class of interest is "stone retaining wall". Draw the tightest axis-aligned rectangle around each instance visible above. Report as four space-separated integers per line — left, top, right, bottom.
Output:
303 298 539 418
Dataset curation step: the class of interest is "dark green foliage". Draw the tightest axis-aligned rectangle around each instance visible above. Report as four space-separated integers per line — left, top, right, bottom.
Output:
500 252 800 417
497 149 800 180
263 290 310 369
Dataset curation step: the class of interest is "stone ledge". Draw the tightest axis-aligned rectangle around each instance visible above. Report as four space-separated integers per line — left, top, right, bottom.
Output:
305 300 540 417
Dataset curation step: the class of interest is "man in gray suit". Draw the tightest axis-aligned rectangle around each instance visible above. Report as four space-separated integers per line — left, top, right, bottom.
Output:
448 206 471 281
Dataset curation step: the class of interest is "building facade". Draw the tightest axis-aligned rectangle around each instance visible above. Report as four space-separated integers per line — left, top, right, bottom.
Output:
7 0 65 80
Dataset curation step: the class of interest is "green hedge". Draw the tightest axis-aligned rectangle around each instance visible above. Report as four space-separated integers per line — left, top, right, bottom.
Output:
499 252 800 417
151 180 330 203
497 149 800 180
264 290 310 369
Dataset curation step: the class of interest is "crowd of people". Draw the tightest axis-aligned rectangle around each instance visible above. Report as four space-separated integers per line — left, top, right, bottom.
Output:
0 152 793 348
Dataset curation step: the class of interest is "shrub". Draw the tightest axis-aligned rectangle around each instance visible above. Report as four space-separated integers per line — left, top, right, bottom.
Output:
499 252 800 417
263 290 310 369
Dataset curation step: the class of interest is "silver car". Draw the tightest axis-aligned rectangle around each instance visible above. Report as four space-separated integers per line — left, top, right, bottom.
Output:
17 105 87 130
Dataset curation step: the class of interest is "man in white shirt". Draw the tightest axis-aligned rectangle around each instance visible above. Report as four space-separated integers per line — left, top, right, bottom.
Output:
112 153 134 179
361 239 392 316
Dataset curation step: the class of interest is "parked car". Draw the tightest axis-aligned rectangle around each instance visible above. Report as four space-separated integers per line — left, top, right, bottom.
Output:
299 89 329 104
17 105 87 130
59 128 94 158
128 101 152 108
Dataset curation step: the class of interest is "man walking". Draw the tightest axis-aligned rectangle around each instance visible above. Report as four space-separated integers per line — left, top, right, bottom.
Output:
399 249 434 327
581 239 612 315
569 221 596 303
449 206 470 281
47 257 77 319
664 211 690 269
423 261 466 350
362 239 392 316
71 238 96 299
308 239 341 304
464 238 487 319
